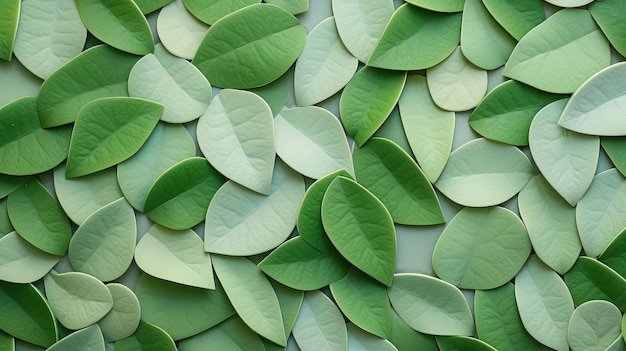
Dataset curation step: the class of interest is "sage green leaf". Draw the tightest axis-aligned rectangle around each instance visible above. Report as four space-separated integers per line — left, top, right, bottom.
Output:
12 0 86 79
433 206 531 289
117 122 195 212
474 283 542 351
196 89 275 194
213 255 286 346
564 257 626 312
0 97 71 176
293 290 348 351
436 336 496 351
0 0 19 61
503 9 610 94
330 268 392 339
434 138 533 207
134 273 234 340
568 300 622 351
576 169 626 257
340 67 406 147
0 199 12 237
114 321 176 351
294 17 358 107
258 236 350 291
481 0 545 40
157 0 208 60
271 280 303 337
133 0 172 14
347 323 397 351
353 137 444 225
98 284 141 342
135 224 215 289
66 97 163 178
0 232 59 284
204 160 304 256
388 273 473 336
322 176 396 286
54 165 122 225
331 0 394 62
182 0 260 24
389 309 438 351
426 46 488 112
0 331 13 351
559 62 626 136
398 75 454 182
47 325 105 351
44 271 114 330
0 281 57 348
129 44 211 123
599 228 626 277
178 315 265 351
0 175 25 200
37 45 140 127
545 0 593 7
265 0 308 15
248 71 291 116
367 4 461 70
468 80 564 146
192 4 305 89
275 106 353 179
460 0 515 70
515 255 574 351
607 334 626 351
404 0 463 12
74 0 154 55
518 175 582 274
68 198 136 282
372 107 414 158
602 137 626 177
589 0 626 57
144 157 223 230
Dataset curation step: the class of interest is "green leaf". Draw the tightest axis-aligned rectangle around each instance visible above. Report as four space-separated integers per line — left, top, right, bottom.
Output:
178 315 265 351
0 96 71 176
204 160 305 256
481 0 545 40
265 0 308 15
436 336 496 351
66 97 163 178
599 228 626 277
196 89 275 195
515 255 574 351
545 0 593 7
271 280 303 337
568 300 622 351
133 0 172 14
389 309 438 351
0 0 19 61
0 281 57 348
47 325 105 351
156 0 208 60
275 106 354 179
247 70 292 116
114 321 177 351
353 137 444 225
589 0 626 57
388 273 474 336
340 66 406 147
368 4 461 70
0 330 13 351
144 157 223 230
564 257 626 312
0 175 25 200
404 0 464 12
0 199 13 237
322 176 396 286
44 271 114 330
135 224 215 289
503 8 610 94
372 107 415 158
75 0 153 55
98 284 141 342
292 290 348 351
434 138 533 207
602 137 626 178
68 198 136 282
182 0 260 24
0 232 59 284
346 323 397 351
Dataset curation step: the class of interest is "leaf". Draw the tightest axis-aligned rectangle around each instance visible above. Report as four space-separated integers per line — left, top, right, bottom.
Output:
144 157 223 230
468 80 565 146
503 9 610 94
322 176 396 286
133 0 172 14
248 71 292 116
156 0 208 60
271 280 303 337
182 0 260 24
276 106 353 179
0 175 25 200
0 199 13 237
66 97 163 178
564 257 626 312
404 0 464 12
436 336 496 351
0 331 13 351
74 0 154 55
515 255 574 351
0 281 57 348
135 224 215 289
599 228 626 277
434 138 533 207
178 315 265 351
128 44 212 123
340 67 406 147
559 62 626 136
481 0 545 40
68 198 136 282
372 107 415 158
292 290 348 351
294 17 358 106
426 46 488 112
44 271 114 330
204 159 305 256
265 0 308 15
389 309 438 351
0 232 59 284
47 325 105 351
602 137 626 178
589 0 626 57
12 0 86 79
114 321 177 351
346 323 397 351
568 300 622 351
368 4 461 70
0 96 71 176
398 75 454 182
192 4 305 88
196 89 275 195
433 206 531 289
98 284 141 342
353 137 444 225
387 273 474 336
0 0 19 61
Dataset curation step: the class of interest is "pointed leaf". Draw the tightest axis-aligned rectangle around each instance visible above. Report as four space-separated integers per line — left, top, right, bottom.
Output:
182 0 260 25
271 280 303 337
599 228 626 277
178 315 265 351
589 0 626 57
436 336 496 351
347 323 397 351
265 0 308 15
0 232 59 284
47 325 105 351
157 0 208 60
98 284 141 342
481 0 545 40
389 309 438 351
293 290 348 351
568 300 622 351
403 0 464 12
602 137 626 178
114 321 176 351
0 175 25 200
247 71 291 116
564 257 626 312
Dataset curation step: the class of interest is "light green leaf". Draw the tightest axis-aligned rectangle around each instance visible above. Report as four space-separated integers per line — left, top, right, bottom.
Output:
247 71 292 116
0 232 59 284
564 257 626 312
436 336 496 351
481 0 545 40
292 290 348 351
182 0 260 24
602 137 626 178
0 198 13 237
0 175 25 200
389 309 438 351
398 75 454 182
156 0 208 60
0 0 19 61
114 321 177 351
68 198 136 282
47 325 105 351
589 0 626 57
599 228 626 277
178 315 265 351
545 0 593 7
347 323 397 351
606 334 626 351
98 284 141 342
372 107 414 158
204 159 304 256
568 300 622 351
503 9 610 94
265 0 308 15
271 280 303 337
404 0 464 12
197 89 275 194
133 0 172 14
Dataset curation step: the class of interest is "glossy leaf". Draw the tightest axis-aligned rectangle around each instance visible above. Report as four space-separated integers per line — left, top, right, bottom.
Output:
482 0 545 40
0 0 19 61
603 137 626 178
292 290 348 351
347 323 397 351
98 284 141 342
182 0 260 24
0 232 59 284
178 315 265 351
114 321 177 351
389 309 438 351
47 325 105 351
157 0 208 60
436 336 496 351
599 228 626 277
564 257 626 312
568 300 622 351
589 0 626 57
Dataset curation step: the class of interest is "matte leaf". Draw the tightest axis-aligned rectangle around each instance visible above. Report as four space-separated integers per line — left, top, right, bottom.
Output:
98 284 141 342
248 71 292 117
568 300 622 351
0 199 12 237
347 323 397 351
403 0 464 12
602 137 626 178
271 280 303 337
372 107 414 158
0 232 59 284
0 0 19 61
481 0 545 40
564 257 626 312
265 0 308 15
0 331 13 351
157 0 208 60
47 325 105 351
182 0 260 24
0 175 25 200
545 0 593 7
178 315 265 351
114 321 176 351
133 0 172 14
589 0 626 57
599 228 626 277
389 309 438 351
292 290 348 351
436 336 496 351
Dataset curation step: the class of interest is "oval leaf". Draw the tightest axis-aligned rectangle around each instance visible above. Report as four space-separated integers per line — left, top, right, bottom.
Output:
47 325 105 351
292 290 348 351
436 336 496 351
0 232 59 284
389 309 438 351
568 300 622 351
182 0 260 25
564 257 626 312
178 315 265 351
98 284 141 342
114 321 177 351
602 137 626 178
157 0 208 60
0 0 19 61
589 0 626 58
404 0 464 12
481 0 545 40
134 0 172 14
347 323 397 351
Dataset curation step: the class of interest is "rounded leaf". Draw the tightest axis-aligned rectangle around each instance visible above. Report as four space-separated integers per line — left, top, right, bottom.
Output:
98 284 141 342
568 300 622 351
47 325 105 351
292 290 348 351
182 0 260 25
0 232 59 284
157 0 208 60
347 323 397 351
0 0 19 61
404 0 464 12
545 0 593 7
436 336 496 351
265 0 308 15
114 321 177 351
